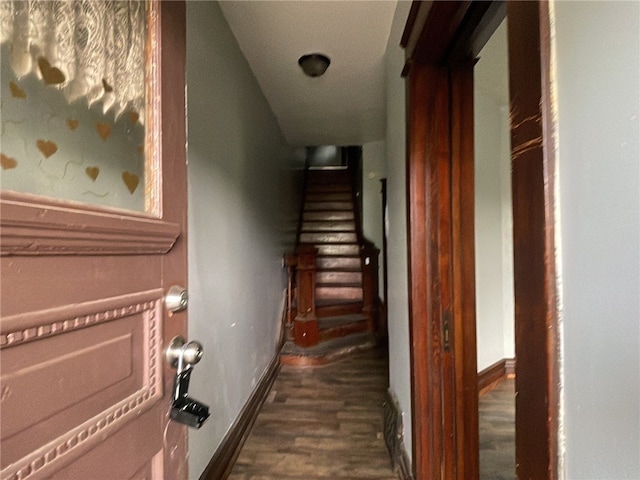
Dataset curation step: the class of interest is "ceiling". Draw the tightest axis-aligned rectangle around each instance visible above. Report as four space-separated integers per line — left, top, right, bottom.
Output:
218 1 402 148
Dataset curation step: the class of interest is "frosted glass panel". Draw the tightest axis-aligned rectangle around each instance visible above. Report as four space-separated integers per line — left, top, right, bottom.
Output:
0 1 150 212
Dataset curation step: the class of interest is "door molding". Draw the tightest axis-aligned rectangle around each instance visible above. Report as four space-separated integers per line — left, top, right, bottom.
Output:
1 291 163 480
507 2 560 477
0 192 180 256
402 1 559 478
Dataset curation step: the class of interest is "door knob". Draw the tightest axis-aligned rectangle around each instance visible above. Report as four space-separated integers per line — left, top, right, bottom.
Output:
165 336 203 368
165 336 210 429
165 285 188 313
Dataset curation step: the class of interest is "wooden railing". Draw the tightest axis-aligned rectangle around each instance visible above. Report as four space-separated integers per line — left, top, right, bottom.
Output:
284 243 380 348
284 165 380 349
288 244 319 347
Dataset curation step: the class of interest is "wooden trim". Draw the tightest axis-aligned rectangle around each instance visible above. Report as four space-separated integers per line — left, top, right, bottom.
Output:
405 6 484 478
538 3 560 474
400 2 432 57
402 2 471 73
383 390 414 480
402 2 561 479
0 192 180 256
507 2 559 479
293 244 319 347
199 356 281 480
406 62 448 480
450 62 479 480
1 288 163 344
447 1 507 62
477 358 516 395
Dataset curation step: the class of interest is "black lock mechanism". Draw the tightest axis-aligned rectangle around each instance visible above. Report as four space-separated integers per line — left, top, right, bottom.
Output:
165 336 210 429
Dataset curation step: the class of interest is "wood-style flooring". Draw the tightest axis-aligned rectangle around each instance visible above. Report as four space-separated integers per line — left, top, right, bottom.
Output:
229 346 398 480
479 377 515 480
229 346 516 480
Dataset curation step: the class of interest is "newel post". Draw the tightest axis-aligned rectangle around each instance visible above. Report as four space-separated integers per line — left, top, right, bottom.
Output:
293 244 319 347
361 241 380 333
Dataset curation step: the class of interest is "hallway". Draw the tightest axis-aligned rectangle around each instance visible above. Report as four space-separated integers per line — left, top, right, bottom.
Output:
228 346 398 479
228 344 516 479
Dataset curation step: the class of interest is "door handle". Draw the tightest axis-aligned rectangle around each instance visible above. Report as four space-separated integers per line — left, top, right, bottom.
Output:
165 336 210 428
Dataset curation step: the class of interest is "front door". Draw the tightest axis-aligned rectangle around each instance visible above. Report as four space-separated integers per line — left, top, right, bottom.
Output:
0 2 189 478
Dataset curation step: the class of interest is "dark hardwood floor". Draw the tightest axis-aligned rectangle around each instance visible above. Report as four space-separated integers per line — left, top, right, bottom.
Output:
229 346 515 480
228 346 398 480
479 377 515 480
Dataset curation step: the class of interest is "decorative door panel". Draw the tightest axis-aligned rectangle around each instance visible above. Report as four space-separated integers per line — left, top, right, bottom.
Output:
0 2 188 479
1 291 163 478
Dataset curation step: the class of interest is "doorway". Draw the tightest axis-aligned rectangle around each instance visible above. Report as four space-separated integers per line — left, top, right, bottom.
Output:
402 2 559 478
473 18 516 479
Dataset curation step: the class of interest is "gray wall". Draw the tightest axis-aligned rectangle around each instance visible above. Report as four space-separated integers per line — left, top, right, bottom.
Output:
473 20 515 372
554 1 640 477
384 0 413 463
186 3 303 478
362 140 387 297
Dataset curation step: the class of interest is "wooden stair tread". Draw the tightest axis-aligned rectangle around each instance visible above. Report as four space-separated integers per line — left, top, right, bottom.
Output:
318 314 368 329
316 298 362 307
280 333 378 366
316 267 362 273
284 166 378 363
316 282 362 288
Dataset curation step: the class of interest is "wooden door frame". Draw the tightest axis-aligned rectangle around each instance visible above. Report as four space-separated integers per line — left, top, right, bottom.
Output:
402 1 559 478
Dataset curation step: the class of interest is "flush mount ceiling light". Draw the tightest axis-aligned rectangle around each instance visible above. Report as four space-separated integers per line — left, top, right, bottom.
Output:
298 53 331 77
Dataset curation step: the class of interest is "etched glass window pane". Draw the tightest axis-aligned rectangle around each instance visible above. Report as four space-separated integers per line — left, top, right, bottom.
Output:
0 1 152 213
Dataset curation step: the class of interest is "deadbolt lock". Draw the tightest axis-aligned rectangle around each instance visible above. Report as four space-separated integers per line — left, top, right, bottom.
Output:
165 285 188 313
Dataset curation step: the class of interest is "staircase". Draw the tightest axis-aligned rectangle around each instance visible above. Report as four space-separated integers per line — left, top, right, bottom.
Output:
281 167 379 366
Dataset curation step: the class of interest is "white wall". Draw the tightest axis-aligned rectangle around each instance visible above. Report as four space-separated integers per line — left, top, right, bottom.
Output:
473 20 515 372
384 0 413 463
362 140 387 296
553 1 640 477
186 3 303 478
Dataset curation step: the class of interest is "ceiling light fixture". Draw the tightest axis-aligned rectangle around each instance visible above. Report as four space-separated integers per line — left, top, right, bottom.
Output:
298 53 331 78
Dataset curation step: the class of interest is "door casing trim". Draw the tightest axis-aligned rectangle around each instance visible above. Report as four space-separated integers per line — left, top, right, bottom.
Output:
402 1 559 478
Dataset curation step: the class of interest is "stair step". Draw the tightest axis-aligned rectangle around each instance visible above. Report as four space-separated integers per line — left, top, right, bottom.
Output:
319 314 370 341
316 244 360 256
306 184 351 193
317 300 363 317
301 221 356 232
305 201 353 211
303 211 355 221
305 192 352 202
316 256 361 270
316 271 362 284
280 332 377 367
307 174 351 186
316 285 363 300
299 232 358 244
318 313 368 329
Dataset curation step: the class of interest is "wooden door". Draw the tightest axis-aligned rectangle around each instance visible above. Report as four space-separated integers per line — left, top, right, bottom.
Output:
0 2 189 479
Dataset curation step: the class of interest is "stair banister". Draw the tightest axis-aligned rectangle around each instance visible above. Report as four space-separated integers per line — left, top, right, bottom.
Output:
292 244 319 347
